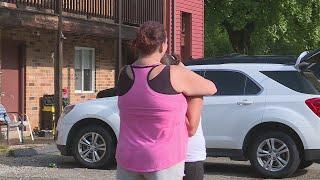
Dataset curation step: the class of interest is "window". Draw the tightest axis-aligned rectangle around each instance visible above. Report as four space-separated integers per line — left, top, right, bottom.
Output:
75 47 95 92
244 76 262 95
193 70 205 77
205 71 261 96
262 71 320 95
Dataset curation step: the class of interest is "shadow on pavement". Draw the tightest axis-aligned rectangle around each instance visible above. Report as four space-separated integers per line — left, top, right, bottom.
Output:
204 162 260 178
290 169 308 178
204 162 308 179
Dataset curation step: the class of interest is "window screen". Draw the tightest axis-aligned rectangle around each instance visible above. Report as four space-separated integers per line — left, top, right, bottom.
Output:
74 48 95 92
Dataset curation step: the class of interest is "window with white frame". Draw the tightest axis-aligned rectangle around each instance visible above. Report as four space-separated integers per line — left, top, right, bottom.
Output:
75 47 95 92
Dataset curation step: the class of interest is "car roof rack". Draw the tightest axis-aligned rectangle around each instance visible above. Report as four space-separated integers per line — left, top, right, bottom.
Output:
185 55 297 66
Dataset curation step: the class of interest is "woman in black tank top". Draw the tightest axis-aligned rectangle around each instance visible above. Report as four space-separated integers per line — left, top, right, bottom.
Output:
116 21 216 180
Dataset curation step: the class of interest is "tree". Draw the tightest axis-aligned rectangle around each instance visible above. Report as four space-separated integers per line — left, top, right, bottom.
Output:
205 0 320 56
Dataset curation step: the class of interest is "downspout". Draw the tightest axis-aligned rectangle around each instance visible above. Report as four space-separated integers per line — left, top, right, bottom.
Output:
116 0 122 83
172 0 176 53
54 0 63 135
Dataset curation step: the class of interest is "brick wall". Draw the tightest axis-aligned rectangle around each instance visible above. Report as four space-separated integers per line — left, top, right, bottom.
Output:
0 27 116 129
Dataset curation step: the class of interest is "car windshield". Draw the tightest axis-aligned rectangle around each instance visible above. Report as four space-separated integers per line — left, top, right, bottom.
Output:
262 71 320 95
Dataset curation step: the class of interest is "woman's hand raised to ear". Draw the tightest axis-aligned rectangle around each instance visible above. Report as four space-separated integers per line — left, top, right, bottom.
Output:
170 65 217 97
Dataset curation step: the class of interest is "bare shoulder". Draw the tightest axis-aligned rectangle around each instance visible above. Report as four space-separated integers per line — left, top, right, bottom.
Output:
170 65 197 79
170 65 190 74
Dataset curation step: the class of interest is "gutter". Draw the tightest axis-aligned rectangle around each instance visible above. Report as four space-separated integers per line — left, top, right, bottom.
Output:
172 0 176 53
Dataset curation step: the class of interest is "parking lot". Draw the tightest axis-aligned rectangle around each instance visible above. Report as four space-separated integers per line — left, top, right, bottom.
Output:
0 144 319 180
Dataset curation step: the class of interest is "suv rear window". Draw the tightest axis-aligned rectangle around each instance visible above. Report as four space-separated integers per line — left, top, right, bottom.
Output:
261 71 320 95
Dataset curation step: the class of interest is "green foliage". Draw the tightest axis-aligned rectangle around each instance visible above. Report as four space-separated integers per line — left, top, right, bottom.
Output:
48 163 58 168
205 0 320 57
205 17 234 57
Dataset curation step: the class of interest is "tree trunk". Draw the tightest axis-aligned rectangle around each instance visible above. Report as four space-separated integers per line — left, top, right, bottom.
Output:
223 22 255 54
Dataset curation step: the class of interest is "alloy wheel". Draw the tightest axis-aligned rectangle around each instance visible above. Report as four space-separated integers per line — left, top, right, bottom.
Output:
256 138 290 172
78 132 107 163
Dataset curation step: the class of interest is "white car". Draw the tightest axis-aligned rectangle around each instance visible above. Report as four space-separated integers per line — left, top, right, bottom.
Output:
55 51 320 178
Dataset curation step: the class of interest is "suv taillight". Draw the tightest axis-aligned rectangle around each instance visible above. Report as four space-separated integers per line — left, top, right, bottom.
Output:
306 98 320 117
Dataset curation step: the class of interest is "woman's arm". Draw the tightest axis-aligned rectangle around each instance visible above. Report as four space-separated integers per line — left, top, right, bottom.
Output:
171 65 217 96
159 54 215 136
186 96 203 137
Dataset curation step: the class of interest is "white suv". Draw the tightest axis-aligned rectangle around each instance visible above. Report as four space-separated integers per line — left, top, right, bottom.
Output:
55 51 320 178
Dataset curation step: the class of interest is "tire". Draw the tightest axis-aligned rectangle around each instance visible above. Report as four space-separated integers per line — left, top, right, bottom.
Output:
72 125 116 169
249 131 301 178
299 160 313 169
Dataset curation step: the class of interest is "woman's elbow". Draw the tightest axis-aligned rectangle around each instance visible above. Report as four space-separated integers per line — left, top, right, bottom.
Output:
210 82 217 95
206 80 217 96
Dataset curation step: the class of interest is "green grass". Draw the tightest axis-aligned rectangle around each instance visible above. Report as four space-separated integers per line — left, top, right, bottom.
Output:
0 145 9 154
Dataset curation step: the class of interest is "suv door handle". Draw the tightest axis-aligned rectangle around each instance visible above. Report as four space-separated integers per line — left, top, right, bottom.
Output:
237 100 254 106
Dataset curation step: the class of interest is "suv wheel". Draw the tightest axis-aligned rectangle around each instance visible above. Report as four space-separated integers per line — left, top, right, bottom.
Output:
72 125 116 169
299 160 313 169
249 131 301 178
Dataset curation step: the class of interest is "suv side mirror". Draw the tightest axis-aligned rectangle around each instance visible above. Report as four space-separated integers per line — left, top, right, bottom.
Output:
96 88 117 99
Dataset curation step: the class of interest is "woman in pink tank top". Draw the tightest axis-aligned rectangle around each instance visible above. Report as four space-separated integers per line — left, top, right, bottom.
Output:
116 21 216 180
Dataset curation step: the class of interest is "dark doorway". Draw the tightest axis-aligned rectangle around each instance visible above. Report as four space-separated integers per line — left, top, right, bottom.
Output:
122 40 136 65
181 12 192 62
1 40 25 114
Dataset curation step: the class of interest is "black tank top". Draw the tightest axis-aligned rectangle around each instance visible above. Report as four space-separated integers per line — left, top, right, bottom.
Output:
116 65 179 96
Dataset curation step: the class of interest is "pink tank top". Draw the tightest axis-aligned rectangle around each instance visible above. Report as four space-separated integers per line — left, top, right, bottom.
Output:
116 64 188 172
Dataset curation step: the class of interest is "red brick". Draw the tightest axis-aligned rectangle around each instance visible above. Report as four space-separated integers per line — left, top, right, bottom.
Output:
0 27 116 129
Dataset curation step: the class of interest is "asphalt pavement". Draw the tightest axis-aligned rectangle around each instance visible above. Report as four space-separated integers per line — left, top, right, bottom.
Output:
0 143 319 179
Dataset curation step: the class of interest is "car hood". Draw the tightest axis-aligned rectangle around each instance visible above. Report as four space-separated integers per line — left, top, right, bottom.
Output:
75 96 118 109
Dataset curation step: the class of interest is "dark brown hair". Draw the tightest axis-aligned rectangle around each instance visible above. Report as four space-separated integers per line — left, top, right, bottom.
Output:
133 21 167 55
